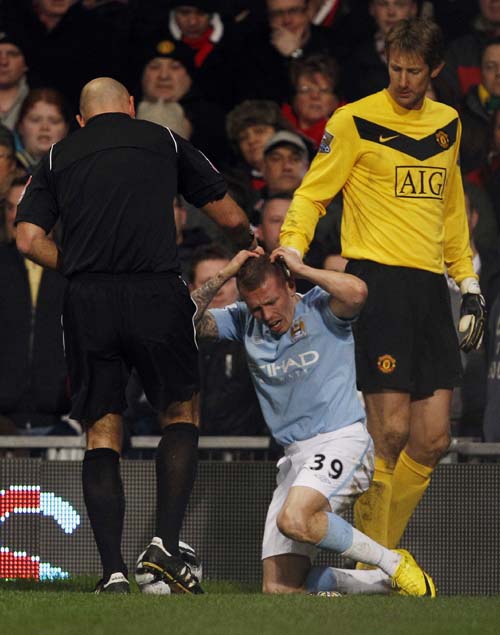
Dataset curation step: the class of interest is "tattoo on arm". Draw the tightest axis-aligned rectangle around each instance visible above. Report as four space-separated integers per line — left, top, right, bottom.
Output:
197 312 219 341
191 272 228 340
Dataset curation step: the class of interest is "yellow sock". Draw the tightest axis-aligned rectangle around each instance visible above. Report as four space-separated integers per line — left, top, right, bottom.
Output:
354 456 394 550
387 449 433 548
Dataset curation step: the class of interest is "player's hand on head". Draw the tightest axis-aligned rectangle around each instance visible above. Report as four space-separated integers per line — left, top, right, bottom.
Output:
270 246 303 276
248 232 259 251
458 277 486 353
224 248 262 278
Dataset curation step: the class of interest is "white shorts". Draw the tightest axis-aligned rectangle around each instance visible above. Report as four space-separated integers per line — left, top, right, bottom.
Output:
262 421 374 560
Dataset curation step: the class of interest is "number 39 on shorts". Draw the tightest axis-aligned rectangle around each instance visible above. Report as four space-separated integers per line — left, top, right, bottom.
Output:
306 453 343 479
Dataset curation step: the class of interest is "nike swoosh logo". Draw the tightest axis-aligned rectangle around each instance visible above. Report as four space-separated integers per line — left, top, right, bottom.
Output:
379 134 399 143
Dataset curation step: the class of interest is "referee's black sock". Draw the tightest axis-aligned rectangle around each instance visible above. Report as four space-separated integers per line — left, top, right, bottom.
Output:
155 422 199 556
82 448 127 579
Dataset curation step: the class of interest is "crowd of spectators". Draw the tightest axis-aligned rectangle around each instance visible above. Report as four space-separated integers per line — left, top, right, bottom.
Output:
0 0 499 445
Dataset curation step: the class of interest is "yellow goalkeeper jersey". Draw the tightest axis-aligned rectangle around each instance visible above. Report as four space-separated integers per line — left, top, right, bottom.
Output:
280 89 475 283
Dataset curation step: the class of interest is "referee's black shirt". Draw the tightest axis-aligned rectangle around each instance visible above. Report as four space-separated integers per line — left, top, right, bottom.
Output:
15 113 227 277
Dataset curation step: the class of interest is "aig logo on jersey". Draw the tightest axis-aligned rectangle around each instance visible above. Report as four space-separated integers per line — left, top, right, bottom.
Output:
395 166 447 200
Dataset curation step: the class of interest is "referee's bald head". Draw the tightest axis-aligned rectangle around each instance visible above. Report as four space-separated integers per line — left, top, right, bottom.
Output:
78 77 134 126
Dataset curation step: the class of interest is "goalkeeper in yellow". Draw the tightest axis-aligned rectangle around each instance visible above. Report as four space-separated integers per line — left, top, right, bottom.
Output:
280 18 486 551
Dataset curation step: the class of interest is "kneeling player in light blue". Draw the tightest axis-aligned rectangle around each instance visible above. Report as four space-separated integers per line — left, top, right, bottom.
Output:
192 246 435 597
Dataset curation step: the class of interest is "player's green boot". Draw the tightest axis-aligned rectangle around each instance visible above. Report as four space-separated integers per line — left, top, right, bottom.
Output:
391 549 436 597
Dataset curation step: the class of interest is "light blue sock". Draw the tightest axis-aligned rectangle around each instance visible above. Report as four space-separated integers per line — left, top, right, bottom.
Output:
305 566 338 593
316 512 353 553
315 511 401 575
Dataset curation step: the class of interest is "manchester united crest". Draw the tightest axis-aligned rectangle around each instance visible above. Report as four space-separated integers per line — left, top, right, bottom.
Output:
377 354 396 374
435 130 449 149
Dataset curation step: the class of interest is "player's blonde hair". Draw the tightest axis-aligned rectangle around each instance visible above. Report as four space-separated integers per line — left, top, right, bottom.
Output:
237 254 289 292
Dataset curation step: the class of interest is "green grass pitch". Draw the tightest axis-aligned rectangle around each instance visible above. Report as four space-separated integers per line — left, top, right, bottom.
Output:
1 578 500 635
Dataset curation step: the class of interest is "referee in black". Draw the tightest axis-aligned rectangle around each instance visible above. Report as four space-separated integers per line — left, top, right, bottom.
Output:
15 77 256 594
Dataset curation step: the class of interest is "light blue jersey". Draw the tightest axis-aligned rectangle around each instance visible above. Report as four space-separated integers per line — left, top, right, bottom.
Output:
211 286 365 446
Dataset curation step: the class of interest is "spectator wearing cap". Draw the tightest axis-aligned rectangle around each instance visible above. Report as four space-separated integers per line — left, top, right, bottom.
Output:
137 38 229 164
261 130 310 195
265 92 345 268
232 0 338 105
223 100 292 213
131 1 237 110
282 53 340 148
0 31 30 131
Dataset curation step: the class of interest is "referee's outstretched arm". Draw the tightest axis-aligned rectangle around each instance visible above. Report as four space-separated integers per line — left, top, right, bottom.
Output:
202 193 257 251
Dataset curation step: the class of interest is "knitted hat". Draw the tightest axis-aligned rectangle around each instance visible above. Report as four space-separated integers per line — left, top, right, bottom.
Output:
0 30 28 57
142 39 197 78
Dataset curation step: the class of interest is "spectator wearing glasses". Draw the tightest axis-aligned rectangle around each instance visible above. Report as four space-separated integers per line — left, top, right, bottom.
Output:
282 54 340 148
234 0 338 105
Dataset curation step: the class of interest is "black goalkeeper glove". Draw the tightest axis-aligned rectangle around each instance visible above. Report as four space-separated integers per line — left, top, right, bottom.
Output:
458 278 486 353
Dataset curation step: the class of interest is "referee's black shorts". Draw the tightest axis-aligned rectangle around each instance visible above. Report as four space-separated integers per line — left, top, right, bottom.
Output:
62 272 199 422
345 260 462 399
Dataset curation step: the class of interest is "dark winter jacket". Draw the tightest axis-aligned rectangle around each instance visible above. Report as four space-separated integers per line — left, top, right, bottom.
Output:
0 243 69 421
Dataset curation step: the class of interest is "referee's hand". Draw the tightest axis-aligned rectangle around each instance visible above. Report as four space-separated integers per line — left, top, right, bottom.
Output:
458 278 486 353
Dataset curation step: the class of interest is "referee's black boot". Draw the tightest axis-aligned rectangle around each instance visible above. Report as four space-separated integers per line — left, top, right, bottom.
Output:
141 537 204 595
94 572 130 594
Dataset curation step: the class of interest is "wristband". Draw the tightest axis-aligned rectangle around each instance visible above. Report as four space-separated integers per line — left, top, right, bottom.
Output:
459 277 481 295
